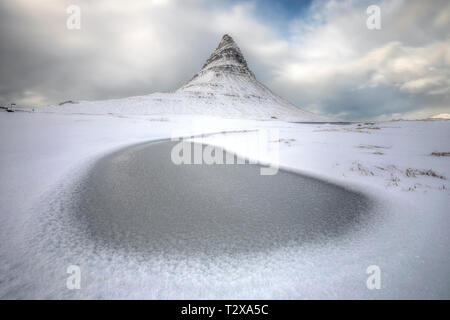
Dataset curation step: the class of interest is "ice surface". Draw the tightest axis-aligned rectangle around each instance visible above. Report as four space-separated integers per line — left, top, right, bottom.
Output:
73 140 374 257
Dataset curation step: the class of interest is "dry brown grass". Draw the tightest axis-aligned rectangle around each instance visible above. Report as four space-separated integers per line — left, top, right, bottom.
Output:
405 168 445 179
430 152 450 157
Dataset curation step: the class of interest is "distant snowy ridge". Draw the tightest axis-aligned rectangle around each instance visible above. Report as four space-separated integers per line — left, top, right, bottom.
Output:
430 113 450 120
39 35 327 121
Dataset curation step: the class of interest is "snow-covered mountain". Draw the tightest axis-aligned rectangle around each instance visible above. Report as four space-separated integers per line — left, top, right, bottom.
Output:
40 34 326 121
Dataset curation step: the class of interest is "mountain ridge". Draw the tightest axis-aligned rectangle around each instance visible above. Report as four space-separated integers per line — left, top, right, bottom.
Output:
40 34 328 121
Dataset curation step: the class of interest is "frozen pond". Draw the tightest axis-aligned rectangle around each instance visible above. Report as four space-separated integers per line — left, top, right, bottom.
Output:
74 140 374 257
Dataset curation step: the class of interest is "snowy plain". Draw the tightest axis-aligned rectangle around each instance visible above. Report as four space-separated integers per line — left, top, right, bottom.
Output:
0 110 449 299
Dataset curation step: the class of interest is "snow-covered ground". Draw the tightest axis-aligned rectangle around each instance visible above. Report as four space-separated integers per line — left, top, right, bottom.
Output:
0 110 449 299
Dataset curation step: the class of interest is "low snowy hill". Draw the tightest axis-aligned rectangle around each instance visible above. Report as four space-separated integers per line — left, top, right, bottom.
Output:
38 35 327 121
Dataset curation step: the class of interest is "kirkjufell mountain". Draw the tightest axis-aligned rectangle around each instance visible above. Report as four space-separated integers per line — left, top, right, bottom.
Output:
42 34 325 121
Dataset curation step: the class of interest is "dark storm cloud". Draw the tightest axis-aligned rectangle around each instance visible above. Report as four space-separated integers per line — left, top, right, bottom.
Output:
0 0 222 106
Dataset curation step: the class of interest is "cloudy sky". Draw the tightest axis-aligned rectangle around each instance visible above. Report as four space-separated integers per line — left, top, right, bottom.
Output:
0 0 449 120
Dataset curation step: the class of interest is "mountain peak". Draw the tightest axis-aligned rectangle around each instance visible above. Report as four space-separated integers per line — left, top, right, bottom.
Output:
202 34 251 73
178 34 255 92
172 35 325 121
200 34 252 73
217 34 235 49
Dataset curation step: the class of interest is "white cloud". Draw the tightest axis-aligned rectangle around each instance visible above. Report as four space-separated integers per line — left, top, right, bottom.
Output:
260 0 450 119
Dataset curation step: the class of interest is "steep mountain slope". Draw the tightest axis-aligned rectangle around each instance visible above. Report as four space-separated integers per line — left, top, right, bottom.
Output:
40 35 326 121
178 34 270 97
176 34 320 120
